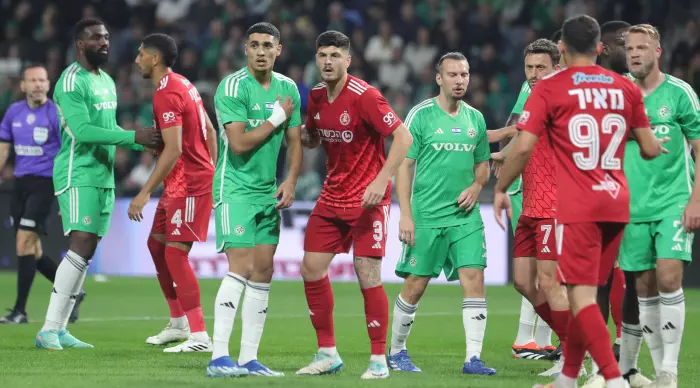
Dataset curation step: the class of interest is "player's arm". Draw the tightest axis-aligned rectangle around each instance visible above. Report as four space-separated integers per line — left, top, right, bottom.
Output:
459 118 491 210
0 111 12 172
205 113 218 164
629 86 664 160
379 124 413 184
396 157 416 245
140 125 182 195
677 89 700 231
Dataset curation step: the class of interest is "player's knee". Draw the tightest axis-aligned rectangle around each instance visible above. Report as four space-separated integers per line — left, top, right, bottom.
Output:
300 256 329 281
401 277 429 304
513 272 535 297
69 232 99 260
657 270 682 293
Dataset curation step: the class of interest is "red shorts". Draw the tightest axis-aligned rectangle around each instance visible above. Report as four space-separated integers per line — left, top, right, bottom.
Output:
304 202 390 257
555 222 625 286
151 194 212 242
513 215 557 260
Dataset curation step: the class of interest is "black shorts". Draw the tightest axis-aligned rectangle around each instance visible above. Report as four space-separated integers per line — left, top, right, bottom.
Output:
10 176 55 235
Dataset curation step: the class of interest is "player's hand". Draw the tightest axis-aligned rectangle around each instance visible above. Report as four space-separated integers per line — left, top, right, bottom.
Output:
134 127 163 149
274 179 296 209
493 191 512 231
362 178 388 208
399 214 416 247
458 184 481 212
279 95 294 120
128 192 151 222
682 199 700 232
658 136 671 154
491 152 505 178
487 129 509 143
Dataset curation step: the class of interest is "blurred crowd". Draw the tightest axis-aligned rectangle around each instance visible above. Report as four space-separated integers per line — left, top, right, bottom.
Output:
1 0 700 200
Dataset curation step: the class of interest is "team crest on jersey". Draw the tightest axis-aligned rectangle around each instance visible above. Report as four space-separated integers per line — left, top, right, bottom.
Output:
467 128 476 138
83 216 92 225
33 126 49 145
234 225 245 236
409 257 416 267
339 111 351 126
26 113 35 125
658 105 670 118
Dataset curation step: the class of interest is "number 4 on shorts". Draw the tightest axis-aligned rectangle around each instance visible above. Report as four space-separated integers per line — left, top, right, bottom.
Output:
171 209 182 228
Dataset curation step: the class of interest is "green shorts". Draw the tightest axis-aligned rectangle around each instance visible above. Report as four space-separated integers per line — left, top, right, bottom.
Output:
508 191 523 236
395 222 486 281
56 187 115 237
215 202 280 251
618 215 693 272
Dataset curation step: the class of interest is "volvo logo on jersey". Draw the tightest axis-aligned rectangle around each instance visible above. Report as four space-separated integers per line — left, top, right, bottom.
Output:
318 129 353 143
431 143 475 152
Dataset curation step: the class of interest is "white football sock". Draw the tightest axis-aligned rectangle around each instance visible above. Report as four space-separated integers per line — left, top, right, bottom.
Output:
60 269 88 330
515 296 537 345
319 347 338 356
170 316 188 329
619 322 643 374
41 251 88 332
463 298 487 361
211 272 246 360
390 295 418 356
659 289 684 376
370 354 387 365
605 377 627 387
238 280 270 365
534 316 553 348
591 359 599 375
639 295 663 375
555 373 577 388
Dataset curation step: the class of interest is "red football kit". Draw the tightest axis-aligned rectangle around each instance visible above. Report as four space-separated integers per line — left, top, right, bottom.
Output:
303 75 401 258
517 66 649 286
513 124 558 260
150 72 215 242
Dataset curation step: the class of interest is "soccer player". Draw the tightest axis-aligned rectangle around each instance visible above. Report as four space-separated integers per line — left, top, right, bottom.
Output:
493 15 666 388
386 52 496 376
295 31 413 379
0 64 83 324
130 33 217 352
206 22 301 377
34 18 161 350
619 24 700 388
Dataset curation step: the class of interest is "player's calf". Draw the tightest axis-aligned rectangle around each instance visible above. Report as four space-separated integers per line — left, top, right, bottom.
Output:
355 256 390 373
388 276 428 372
655 259 685 381
458 268 496 375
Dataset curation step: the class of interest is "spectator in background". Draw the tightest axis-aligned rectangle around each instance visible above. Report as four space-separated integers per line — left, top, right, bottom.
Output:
394 2 419 43
365 21 403 65
123 151 158 196
378 47 410 92
404 27 438 76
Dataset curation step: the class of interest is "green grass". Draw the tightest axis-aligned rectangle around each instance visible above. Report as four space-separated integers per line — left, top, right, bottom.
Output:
0 273 697 387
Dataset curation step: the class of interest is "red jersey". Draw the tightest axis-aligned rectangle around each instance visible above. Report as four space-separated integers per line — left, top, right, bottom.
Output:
517 66 649 224
306 75 402 208
152 72 214 198
521 129 556 219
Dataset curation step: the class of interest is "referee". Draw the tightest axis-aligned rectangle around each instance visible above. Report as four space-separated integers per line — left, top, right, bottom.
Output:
0 64 85 324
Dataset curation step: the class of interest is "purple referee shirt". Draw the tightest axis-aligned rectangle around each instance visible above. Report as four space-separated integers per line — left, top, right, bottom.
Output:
0 99 61 178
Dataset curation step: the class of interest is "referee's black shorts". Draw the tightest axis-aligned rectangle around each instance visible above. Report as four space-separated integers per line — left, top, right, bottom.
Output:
10 175 55 235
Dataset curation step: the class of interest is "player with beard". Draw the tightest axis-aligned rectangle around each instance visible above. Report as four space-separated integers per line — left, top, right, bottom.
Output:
0 64 85 325
131 33 217 353
494 15 666 388
387 52 496 376
619 24 700 388
296 31 413 379
34 18 161 350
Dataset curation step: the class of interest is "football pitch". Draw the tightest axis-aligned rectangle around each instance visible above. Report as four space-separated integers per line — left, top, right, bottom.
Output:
0 273 697 387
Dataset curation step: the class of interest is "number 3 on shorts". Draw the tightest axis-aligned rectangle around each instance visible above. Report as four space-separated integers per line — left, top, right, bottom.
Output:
373 220 383 242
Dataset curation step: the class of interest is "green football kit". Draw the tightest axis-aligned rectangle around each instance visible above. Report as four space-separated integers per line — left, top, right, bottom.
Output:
506 81 530 233
213 67 301 251
619 74 700 271
395 98 491 281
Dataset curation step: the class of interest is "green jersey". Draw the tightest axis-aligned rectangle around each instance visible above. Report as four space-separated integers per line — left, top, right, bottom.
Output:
53 63 139 194
405 98 491 228
625 74 700 222
507 81 531 195
213 68 302 206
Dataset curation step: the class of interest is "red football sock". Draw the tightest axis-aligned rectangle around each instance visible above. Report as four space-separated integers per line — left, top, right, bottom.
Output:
304 276 336 348
164 245 206 333
147 237 185 318
576 304 622 381
535 303 569 352
361 285 389 355
610 266 625 338
562 311 586 379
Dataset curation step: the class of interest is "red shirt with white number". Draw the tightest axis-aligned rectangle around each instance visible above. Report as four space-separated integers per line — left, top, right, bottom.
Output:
306 75 402 208
516 66 649 224
152 72 214 198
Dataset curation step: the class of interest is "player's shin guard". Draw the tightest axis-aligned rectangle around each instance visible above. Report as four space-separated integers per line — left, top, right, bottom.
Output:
659 289 684 375
304 276 336 350
42 250 88 332
639 296 664 375
164 246 206 335
361 285 389 355
610 267 625 339
515 297 537 345
562 313 587 379
15 255 37 314
212 273 246 359
390 295 418 355
534 303 569 351
239 281 270 365
575 304 621 381
148 237 185 319
61 270 87 330
463 298 487 361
